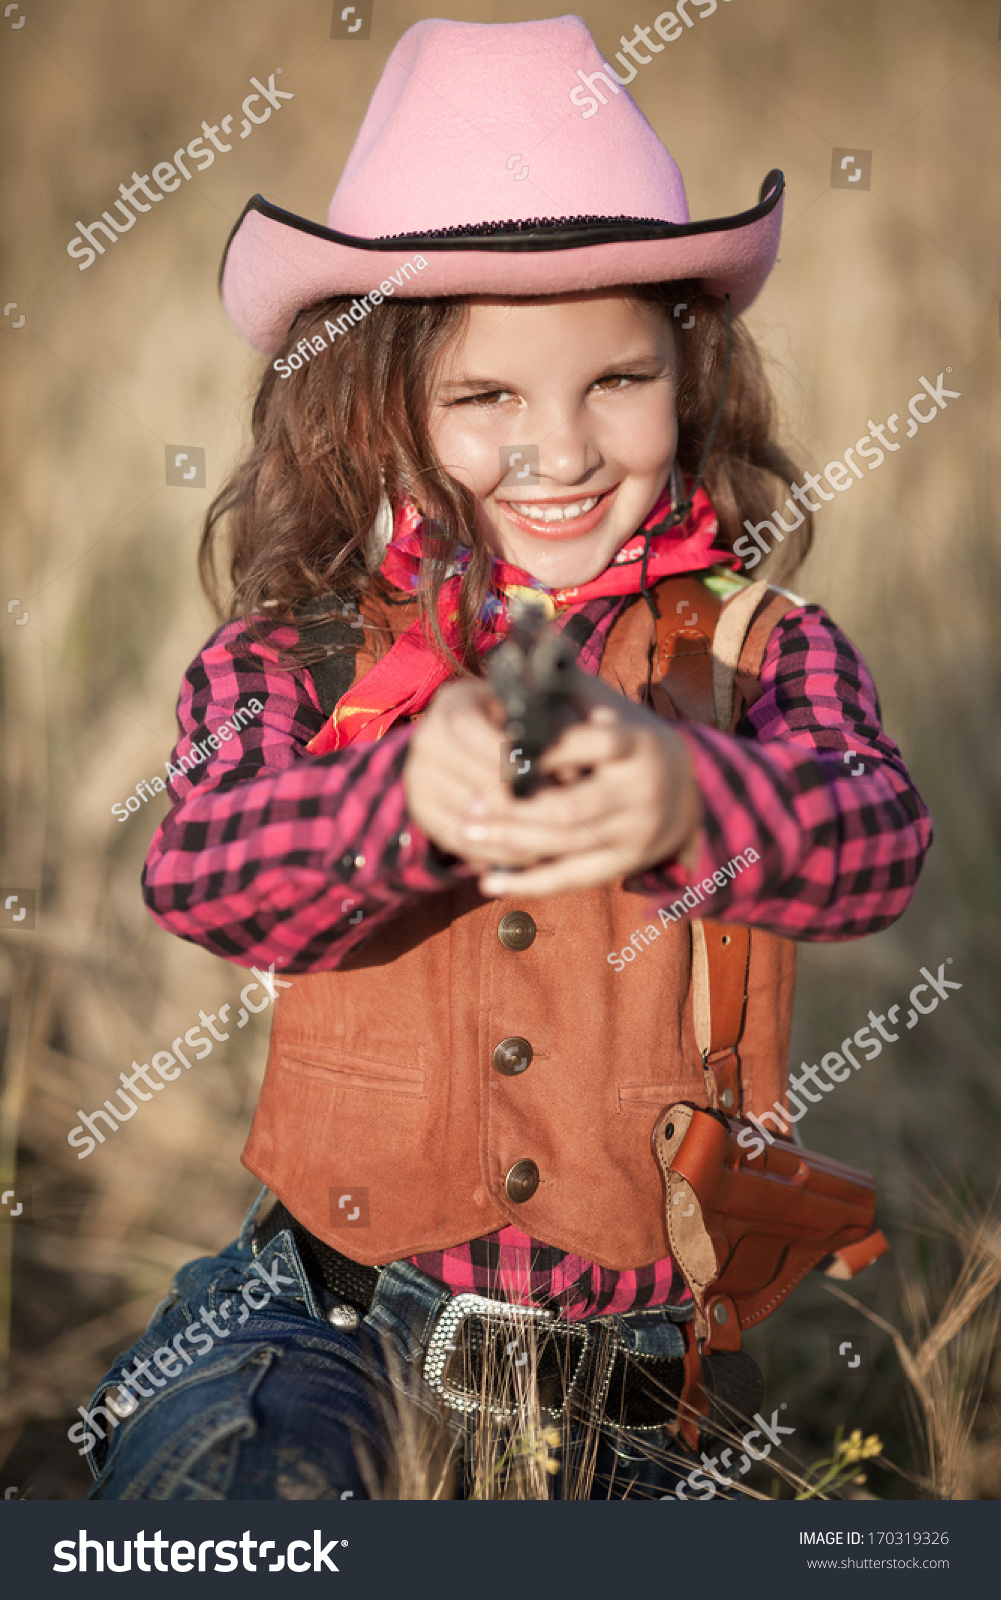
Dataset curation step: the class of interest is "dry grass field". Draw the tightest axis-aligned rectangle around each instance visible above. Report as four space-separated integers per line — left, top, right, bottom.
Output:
1 0 999 1498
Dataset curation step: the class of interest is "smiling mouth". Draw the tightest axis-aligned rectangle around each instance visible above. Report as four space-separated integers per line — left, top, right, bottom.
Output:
504 494 600 524
495 487 617 537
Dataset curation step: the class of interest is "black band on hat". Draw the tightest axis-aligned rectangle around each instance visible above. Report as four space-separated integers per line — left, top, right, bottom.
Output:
219 172 784 287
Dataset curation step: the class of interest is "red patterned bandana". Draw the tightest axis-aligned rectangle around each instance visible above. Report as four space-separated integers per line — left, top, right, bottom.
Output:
307 484 733 754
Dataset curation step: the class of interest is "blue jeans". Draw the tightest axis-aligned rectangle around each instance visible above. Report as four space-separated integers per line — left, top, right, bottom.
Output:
84 1190 694 1500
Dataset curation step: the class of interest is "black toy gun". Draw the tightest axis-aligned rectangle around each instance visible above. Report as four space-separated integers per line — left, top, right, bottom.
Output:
487 602 588 798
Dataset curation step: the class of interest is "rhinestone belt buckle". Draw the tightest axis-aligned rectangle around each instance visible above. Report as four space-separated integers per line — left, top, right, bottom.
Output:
424 1293 589 1420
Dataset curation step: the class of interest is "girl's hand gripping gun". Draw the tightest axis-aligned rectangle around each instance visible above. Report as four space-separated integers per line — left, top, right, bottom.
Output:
487 602 587 798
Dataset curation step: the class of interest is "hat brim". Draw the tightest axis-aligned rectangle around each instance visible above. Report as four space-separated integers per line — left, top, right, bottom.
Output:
221 171 784 355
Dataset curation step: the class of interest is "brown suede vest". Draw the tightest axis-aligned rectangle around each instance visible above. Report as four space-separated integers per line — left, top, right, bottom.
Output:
242 574 797 1268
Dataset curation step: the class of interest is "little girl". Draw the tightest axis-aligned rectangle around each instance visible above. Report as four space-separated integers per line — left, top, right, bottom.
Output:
83 16 930 1501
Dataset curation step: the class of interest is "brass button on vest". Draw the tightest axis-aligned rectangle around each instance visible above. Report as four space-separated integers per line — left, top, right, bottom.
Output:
492 1036 533 1076
497 911 537 952
245 573 798 1267
505 1159 540 1203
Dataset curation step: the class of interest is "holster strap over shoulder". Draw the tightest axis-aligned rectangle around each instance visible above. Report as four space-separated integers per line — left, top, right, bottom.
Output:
644 576 889 1410
691 921 750 1114
651 573 799 1120
649 573 721 726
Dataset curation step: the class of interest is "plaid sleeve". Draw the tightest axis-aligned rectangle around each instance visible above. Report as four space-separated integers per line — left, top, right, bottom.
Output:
627 605 932 940
142 617 472 973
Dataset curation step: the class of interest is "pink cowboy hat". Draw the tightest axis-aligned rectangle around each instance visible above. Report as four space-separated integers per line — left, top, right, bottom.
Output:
221 14 784 355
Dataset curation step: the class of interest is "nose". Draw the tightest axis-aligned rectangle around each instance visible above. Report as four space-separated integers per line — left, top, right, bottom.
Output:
532 403 602 487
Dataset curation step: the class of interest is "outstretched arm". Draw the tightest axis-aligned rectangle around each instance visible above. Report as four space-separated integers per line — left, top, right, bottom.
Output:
142 617 473 972
627 605 932 939
408 605 931 940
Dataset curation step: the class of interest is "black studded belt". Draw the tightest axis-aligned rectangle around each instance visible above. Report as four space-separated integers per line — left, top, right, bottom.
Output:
252 1200 380 1313
422 1294 762 1430
252 1201 761 1433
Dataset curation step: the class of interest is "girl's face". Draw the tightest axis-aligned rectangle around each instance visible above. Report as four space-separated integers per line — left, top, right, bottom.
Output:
427 292 679 589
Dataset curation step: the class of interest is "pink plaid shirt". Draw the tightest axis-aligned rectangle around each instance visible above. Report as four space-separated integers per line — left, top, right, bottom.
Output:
143 600 931 1317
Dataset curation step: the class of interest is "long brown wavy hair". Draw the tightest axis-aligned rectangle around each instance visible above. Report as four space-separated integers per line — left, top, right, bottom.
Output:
200 283 810 673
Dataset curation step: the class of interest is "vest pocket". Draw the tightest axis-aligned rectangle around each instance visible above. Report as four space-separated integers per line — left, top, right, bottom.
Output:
279 1048 425 1097
617 1082 694 1113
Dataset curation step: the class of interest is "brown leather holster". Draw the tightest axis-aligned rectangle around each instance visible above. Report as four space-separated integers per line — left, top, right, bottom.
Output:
646 575 888 1448
653 1102 888 1445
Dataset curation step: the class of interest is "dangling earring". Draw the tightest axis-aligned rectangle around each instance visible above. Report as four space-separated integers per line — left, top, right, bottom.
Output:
669 459 683 511
365 484 395 571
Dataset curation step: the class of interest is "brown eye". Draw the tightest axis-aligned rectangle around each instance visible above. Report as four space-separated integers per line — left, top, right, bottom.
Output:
590 371 655 393
450 389 513 408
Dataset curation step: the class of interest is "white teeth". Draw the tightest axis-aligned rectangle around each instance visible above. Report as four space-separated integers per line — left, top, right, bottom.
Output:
510 496 599 523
